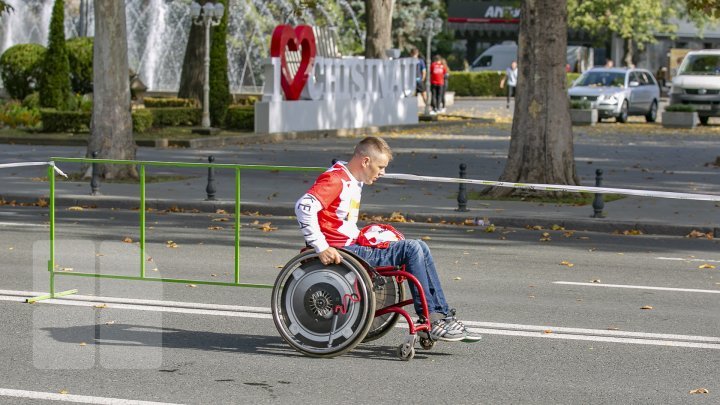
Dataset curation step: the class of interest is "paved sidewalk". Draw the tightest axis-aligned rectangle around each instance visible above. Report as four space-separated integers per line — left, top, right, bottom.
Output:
1 121 718 238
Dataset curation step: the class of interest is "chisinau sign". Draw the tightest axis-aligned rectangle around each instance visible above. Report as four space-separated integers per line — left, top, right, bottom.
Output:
254 24 419 134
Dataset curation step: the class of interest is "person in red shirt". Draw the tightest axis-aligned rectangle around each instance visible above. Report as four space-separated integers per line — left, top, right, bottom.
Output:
295 137 481 342
429 55 447 114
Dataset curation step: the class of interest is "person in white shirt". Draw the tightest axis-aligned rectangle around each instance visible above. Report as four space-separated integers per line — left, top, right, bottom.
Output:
499 60 518 108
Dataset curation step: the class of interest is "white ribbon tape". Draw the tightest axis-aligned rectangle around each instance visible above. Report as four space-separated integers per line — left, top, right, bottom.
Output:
383 173 720 202
0 161 67 178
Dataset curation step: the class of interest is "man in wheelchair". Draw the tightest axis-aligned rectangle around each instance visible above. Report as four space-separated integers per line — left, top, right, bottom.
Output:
295 136 481 343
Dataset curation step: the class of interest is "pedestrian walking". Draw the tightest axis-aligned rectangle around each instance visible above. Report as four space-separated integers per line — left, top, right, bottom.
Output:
441 57 450 112
499 60 517 108
430 55 447 114
410 48 427 107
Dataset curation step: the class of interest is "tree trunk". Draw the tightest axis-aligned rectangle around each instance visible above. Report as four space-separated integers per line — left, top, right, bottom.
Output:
177 0 208 104
623 38 634 67
486 0 578 198
365 0 394 59
88 0 136 179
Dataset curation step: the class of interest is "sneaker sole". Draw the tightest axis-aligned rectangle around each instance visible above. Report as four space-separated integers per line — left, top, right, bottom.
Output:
432 334 466 342
461 336 482 343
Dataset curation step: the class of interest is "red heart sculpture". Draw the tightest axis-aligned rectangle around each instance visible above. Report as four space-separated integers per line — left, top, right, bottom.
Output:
270 25 317 101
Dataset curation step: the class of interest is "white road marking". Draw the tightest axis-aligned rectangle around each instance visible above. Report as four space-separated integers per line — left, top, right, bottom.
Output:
0 388 183 405
656 256 720 263
2 290 719 350
0 221 48 228
554 281 720 294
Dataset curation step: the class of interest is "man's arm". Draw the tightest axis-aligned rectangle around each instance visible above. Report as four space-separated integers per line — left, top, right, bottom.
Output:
295 193 342 264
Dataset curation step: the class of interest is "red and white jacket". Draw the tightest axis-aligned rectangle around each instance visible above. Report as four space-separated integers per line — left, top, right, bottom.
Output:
295 162 362 252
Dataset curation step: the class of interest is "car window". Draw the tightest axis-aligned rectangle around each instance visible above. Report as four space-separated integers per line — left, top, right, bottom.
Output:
629 72 642 85
641 72 657 85
474 55 492 68
575 71 625 87
678 54 720 75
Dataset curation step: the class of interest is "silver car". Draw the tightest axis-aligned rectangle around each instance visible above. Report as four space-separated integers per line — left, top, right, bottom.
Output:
568 68 660 123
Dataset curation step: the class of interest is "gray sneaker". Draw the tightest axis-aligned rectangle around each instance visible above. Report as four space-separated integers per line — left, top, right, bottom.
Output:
430 316 466 342
446 309 482 343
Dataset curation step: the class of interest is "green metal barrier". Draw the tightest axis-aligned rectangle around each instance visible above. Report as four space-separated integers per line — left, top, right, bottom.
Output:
29 157 324 303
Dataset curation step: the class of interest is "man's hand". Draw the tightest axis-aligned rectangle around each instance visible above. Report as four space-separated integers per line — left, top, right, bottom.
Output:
318 247 342 265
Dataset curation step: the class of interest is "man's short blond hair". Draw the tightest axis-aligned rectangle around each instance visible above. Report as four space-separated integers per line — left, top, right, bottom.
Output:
353 137 393 161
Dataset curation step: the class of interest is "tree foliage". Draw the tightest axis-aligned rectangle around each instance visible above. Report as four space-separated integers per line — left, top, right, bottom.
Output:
39 0 72 109
0 0 12 15
209 0 230 127
568 0 719 66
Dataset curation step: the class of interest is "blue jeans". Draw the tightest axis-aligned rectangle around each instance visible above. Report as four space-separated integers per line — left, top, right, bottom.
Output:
343 240 450 317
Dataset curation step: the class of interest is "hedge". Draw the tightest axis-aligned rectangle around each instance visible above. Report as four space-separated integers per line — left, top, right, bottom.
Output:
0 43 46 100
225 106 254 130
144 97 197 108
40 109 154 133
149 107 201 127
448 72 584 97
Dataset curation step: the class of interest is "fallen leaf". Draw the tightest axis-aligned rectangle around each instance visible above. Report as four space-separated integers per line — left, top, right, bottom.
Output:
59 390 69 395
529 225 543 230
622 229 643 236
687 230 713 239
276 265 284 269
94 303 107 308
212 217 229 222
79 342 87 346
559 261 574 267
689 388 709 394
388 212 407 222
258 222 277 232
67 206 84 211
563 231 575 238
607 326 620 331
105 321 115 325
421 236 432 241
8 247 13 250
698 264 716 269
539 232 551 242
543 329 553 334
60 267 73 272
96 253 105 257
216 209 227 214
591 279 601 283
551 224 565 231
453 277 462 280
187 284 197 288
166 241 178 248
210 274 217 277
152 268 158 272
641 305 653 310
577 236 590 240
485 224 496 233
122 237 133 243
208 226 223 230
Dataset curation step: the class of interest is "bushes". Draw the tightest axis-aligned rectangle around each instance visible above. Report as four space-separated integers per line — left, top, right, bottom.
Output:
665 104 696 112
131 109 154 133
149 107 201 126
144 97 197 108
570 100 591 109
448 72 585 97
0 101 41 128
0 43 46 100
209 0 230 127
225 106 254 130
66 37 93 94
40 108 154 133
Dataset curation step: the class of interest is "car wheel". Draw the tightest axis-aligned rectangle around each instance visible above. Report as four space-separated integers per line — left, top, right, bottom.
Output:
645 100 657 123
699 116 710 125
617 101 628 123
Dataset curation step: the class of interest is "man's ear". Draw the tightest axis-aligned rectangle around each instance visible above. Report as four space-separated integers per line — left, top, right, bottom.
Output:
362 156 371 167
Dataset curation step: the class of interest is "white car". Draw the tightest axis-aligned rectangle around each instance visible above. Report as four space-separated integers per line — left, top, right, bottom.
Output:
568 68 661 123
669 50 720 125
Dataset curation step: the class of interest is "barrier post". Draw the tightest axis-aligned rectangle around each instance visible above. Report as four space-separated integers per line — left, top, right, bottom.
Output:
456 163 469 212
140 164 146 278
235 167 241 284
592 169 605 218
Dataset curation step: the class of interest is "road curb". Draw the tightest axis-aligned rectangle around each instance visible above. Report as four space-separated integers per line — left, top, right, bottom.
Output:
0 117 492 149
2 193 715 238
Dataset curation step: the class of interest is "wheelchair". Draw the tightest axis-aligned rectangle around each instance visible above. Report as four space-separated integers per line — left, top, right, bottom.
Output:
271 249 436 360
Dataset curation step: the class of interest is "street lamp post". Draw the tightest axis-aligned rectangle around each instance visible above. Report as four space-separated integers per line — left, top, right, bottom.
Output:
190 1 225 129
416 17 443 116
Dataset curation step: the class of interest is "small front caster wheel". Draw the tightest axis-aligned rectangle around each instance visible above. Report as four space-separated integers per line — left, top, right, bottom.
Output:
397 344 415 361
419 336 435 350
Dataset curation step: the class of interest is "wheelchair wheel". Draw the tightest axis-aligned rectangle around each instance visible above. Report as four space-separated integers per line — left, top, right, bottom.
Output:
363 276 405 343
271 250 376 358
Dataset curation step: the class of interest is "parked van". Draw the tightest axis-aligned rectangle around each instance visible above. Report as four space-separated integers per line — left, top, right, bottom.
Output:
470 42 592 72
470 42 517 72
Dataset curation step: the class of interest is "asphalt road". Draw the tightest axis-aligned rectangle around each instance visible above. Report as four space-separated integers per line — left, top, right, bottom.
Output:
0 206 718 404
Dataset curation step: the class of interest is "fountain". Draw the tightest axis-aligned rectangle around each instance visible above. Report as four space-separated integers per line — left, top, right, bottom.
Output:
0 0 365 93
